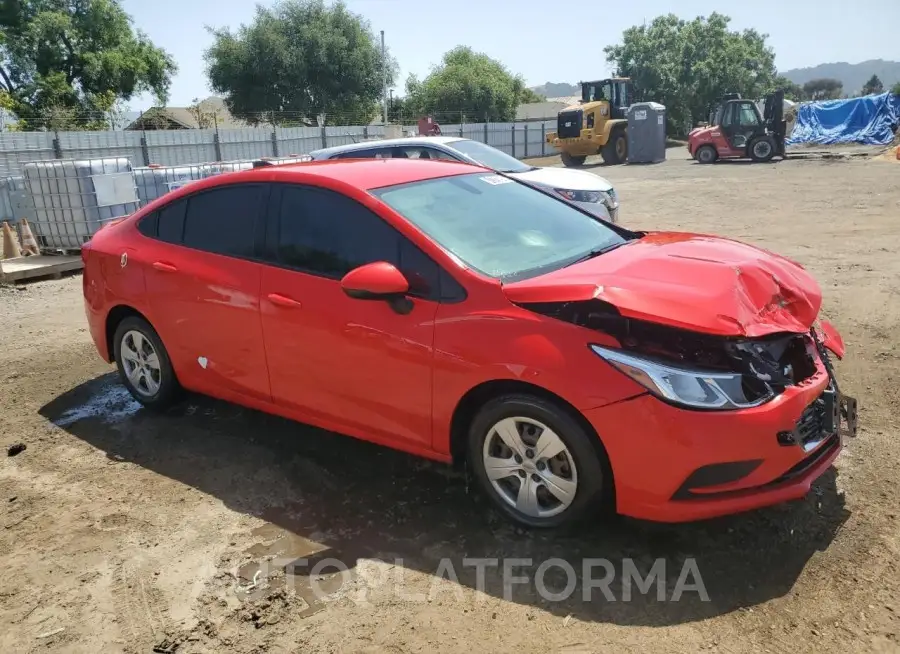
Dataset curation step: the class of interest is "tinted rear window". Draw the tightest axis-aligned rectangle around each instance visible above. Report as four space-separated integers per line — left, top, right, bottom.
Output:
182 185 263 257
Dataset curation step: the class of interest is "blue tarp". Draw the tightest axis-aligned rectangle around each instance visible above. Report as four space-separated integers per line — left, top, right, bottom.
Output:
787 93 900 146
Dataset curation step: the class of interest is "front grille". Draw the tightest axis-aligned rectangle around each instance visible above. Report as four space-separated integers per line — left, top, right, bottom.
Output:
795 387 839 448
797 396 827 444
557 110 583 138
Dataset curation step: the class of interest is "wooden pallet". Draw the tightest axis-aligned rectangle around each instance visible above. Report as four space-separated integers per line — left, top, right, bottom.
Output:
0 255 83 284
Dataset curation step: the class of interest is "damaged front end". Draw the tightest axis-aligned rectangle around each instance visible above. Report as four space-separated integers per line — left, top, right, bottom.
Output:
522 299 858 437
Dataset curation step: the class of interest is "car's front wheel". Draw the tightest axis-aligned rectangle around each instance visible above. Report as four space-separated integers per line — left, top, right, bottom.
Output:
467 394 611 528
695 145 718 164
113 316 180 409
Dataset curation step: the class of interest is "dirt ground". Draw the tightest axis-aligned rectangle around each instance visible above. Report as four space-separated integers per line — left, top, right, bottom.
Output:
2 149 899 654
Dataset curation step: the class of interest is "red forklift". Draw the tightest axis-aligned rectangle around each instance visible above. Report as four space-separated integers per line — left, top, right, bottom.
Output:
688 90 787 163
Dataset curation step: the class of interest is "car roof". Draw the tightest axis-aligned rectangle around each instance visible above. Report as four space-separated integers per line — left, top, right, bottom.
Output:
270 158 484 189
155 159 486 204
310 136 466 157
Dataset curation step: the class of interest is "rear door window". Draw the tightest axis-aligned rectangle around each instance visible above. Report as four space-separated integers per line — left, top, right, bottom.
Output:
182 184 264 258
158 200 187 244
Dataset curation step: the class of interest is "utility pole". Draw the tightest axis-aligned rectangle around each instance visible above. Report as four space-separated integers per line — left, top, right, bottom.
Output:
381 30 388 126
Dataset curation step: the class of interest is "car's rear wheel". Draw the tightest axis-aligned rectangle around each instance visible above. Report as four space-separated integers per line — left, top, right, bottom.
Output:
467 394 610 528
113 316 180 409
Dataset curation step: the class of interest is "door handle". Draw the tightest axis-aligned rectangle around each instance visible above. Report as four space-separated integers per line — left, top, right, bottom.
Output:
267 293 302 308
152 261 178 273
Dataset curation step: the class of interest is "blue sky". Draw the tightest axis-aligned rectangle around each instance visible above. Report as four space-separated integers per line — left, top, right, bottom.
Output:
121 0 899 109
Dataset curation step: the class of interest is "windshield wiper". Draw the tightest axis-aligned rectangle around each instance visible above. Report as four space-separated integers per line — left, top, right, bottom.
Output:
567 241 626 266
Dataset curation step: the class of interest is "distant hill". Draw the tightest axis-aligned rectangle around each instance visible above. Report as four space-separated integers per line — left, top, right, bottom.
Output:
531 82 578 98
782 59 900 94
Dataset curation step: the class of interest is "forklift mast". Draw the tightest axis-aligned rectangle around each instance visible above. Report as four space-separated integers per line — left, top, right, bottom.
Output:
764 89 786 154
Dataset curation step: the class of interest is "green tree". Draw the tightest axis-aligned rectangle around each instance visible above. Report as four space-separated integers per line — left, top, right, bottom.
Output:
205 0 396 126
892 82 900 96
0 0 175 131
603 13 777 135
519 88 545 104
772 75 804 101
387 94 412 124
803 78 843 101
403 46 526 123
861 74 883 96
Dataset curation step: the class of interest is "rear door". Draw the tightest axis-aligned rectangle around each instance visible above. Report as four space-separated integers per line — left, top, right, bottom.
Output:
258 183 446 449
141 182 272 402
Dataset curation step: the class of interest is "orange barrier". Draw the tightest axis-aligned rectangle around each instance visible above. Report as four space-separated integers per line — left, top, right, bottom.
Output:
19 219 40 256
2 221 22 259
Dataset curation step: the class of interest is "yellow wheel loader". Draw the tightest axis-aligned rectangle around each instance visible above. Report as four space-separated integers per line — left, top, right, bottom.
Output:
546 78 633 166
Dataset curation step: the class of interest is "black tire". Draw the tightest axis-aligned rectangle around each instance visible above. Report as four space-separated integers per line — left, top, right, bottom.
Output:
113 316 180 410
749 135 776 162
695 145 718 164
466 393 612 529
560 151 587 167
601 127 627 165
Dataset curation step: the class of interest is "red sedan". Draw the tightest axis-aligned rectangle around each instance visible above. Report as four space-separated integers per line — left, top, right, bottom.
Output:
82 158 857 528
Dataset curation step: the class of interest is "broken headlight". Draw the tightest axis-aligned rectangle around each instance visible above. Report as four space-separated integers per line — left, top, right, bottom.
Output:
591 345 774 410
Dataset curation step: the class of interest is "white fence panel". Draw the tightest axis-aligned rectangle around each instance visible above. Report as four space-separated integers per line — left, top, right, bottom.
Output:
486 122 515 155
219 128 275 161
145 130 218 166
0 132 57 176
58 131 145 168
275 126 324 155
324 125 367 148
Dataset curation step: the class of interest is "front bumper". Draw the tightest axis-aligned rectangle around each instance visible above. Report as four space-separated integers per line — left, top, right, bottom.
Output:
584 353 857 522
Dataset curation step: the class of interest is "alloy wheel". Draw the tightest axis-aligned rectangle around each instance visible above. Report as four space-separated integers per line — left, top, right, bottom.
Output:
120 329 162 397
481 416 579 519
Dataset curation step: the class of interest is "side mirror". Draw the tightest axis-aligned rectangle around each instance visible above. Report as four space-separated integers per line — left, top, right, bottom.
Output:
341 261 409 300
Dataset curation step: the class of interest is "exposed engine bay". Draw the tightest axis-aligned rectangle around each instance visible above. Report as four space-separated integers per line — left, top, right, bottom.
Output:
521 298 819 393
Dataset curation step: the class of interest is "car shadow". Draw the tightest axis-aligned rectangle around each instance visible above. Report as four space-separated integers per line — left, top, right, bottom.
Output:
41 374 850 627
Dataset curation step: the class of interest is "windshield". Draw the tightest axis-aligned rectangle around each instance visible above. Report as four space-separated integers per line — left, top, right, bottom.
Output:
447 139 533 173
582 81 613 103
371 173 626 282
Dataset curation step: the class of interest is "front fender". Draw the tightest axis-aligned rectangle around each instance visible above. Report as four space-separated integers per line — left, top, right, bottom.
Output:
429 300 646 455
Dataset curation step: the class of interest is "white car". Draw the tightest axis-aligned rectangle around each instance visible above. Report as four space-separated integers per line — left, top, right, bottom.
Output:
308 136 620 223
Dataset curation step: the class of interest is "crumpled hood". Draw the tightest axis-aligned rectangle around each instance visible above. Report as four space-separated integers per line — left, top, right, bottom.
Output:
502 232 822 337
